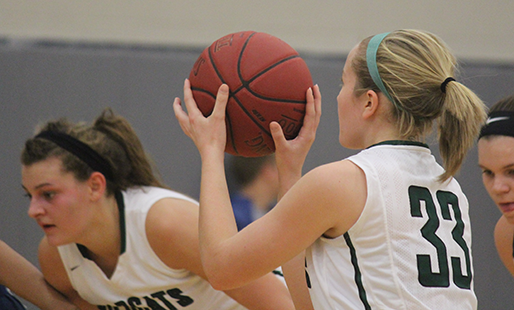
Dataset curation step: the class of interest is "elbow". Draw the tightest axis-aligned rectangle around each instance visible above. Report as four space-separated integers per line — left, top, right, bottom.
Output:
203 261 247 291
208 278 232 291
201 244 254 290
205 267 239 291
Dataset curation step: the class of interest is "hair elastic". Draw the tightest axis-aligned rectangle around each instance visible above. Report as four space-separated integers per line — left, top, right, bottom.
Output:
478 111 514 140
440 77 455 93
35 131 114 181
366 32 396 106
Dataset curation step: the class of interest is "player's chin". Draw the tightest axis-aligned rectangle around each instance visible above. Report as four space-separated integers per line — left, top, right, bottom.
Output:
502 213 514 225
44 227 71 246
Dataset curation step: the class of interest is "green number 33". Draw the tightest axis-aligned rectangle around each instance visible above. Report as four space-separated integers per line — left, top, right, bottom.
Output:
409 185 472 289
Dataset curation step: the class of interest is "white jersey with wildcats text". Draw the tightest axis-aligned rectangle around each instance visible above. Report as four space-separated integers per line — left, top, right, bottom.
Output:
305 141 476 310
58 186 246 310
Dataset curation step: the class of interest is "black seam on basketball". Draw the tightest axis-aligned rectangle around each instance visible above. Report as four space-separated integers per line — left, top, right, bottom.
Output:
232 85 244 94
280 114 301 122
232 95 273 139
225 111 238 155
208 39 227 85
190 87 216 98
190 87 217 113
231 32 256 97
246 56 306 103
237 32 257 82
237 50 307 104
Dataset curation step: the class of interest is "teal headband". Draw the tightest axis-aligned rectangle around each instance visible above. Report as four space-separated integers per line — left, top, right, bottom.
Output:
366 32 396 105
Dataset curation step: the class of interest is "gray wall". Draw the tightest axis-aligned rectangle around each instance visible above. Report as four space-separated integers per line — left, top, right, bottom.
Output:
1 1 513 63
1 40 513 309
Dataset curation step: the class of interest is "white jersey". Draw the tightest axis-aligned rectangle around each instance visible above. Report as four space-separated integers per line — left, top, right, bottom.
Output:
305 141 476 310
58 186 246 310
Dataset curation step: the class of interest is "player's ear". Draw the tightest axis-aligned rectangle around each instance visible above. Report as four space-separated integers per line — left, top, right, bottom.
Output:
362 89 380 119
88 172 107 201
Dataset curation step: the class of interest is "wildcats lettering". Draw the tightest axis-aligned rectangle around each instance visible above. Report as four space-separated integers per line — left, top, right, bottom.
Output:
97 288 193 310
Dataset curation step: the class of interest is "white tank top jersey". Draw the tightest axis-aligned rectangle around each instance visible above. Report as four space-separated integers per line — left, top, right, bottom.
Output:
305 141 476 310
58 186 246 310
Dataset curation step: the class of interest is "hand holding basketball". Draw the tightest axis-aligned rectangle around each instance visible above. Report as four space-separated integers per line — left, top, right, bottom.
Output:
187 31 313 157
271 84 321 191
173 79 230 160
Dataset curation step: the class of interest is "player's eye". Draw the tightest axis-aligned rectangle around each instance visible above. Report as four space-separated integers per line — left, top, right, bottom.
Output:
42 191 56 200
481 169 493 177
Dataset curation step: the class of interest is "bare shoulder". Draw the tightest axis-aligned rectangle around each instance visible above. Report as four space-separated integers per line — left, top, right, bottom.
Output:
145 197 204 273
306 159 365 184
301 159 366 205
284 159 367 238
39 236 65 274
145 197 199 236
494 216 514 277
38 237 77 300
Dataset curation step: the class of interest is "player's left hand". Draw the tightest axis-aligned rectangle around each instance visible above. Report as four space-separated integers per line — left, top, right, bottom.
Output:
271 84 322 191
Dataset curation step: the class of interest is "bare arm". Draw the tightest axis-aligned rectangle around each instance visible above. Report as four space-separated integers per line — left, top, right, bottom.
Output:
195 159 365 289
173 87 365 289
174 79 365 290
494 216 514 277
146 198 295 310
282 252 314 310
271 85 322 199
0 239 79 310
38 238 99 310
173 80 327 289
270 86 320 310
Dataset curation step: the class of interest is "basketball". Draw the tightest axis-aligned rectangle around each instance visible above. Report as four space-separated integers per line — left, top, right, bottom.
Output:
189 31 313 157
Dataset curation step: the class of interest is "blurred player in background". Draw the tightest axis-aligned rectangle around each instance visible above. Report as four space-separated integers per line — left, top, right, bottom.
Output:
227 155 279 231
478 94 514 277
21 109 294 309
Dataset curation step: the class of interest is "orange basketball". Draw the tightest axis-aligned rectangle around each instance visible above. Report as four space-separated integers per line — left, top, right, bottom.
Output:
189 31 313 157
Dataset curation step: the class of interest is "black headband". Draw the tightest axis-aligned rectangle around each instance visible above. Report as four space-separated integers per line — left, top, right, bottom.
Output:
35 131 114 181
478 111 514 140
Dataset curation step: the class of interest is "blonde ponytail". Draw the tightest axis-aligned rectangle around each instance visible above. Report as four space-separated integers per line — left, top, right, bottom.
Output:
438 82 487 181
352 29 487 181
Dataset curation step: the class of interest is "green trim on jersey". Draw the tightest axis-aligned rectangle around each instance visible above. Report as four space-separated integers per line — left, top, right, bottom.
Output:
367 140 429 149
344 232 371 310
115 190 127 255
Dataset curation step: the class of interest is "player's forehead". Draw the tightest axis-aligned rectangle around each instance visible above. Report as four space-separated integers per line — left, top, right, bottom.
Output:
342 45 359 79
478 136 514 168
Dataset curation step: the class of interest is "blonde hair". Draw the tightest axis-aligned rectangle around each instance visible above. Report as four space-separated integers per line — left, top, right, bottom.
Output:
352 29 487 181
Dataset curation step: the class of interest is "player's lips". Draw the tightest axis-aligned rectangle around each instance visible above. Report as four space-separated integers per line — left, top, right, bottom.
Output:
38 221 56 232
498 202 514 214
